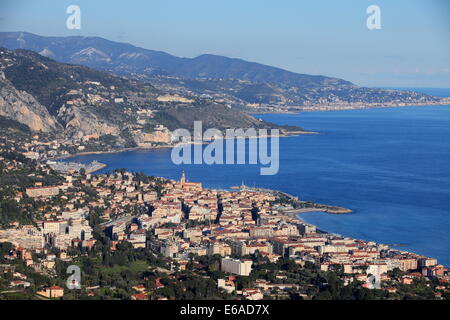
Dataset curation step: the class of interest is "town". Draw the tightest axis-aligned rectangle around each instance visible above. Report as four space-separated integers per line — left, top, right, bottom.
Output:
0 139 449 300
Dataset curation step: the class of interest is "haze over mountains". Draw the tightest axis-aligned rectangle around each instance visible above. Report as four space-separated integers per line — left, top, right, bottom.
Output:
0 32 444 111
0 31 448 152
0 32 349 86
1 47 293 151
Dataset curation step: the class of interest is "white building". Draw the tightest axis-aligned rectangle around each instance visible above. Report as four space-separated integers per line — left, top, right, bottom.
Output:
221 257 253 276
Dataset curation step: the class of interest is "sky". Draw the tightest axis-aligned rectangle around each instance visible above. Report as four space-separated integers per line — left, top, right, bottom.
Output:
0 0 449 88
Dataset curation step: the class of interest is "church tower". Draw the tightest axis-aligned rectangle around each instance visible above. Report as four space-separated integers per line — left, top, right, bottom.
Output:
180 170 186 184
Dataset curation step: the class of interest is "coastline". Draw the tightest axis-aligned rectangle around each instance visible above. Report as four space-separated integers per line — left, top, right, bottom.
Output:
47 104 447 266
231 186 352 215
49 145 173 161
282 206 352 218
53 152 447 267
49 129 317 165
248 100 450 114
277 201 446 264
50 103 450 164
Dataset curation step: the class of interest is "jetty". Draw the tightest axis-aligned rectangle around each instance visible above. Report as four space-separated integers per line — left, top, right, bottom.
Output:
230 183 299 201
231 183 352 215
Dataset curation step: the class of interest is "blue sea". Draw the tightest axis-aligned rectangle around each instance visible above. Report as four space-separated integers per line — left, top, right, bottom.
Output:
67 92 450 266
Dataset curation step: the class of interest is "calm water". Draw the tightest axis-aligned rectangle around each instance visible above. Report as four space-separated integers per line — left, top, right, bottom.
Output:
68 103 450 266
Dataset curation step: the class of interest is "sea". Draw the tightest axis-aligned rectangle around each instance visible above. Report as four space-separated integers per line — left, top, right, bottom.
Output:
66 88 450 266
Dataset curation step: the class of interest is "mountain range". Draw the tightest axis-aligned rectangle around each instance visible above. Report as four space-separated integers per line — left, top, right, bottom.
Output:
1 47 292 151
0 32 444 111
1 31 448 153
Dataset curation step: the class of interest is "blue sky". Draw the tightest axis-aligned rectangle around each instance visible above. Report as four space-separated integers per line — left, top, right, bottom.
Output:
1 0 449 88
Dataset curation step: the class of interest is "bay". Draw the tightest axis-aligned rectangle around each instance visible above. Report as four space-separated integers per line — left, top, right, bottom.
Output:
67 103 450 266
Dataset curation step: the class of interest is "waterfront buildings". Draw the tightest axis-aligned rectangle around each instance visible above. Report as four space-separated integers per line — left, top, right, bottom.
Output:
0 159 448 299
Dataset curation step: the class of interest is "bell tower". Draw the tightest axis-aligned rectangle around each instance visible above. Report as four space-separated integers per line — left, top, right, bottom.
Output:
180 170 186 184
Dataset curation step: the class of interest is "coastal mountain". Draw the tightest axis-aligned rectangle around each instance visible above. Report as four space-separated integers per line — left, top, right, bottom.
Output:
0 69 60 132
0 47 291 150
0 32 444 111
0 32 349 87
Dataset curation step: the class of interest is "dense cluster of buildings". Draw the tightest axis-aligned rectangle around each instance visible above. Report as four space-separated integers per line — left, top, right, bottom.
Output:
1 156 449 299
